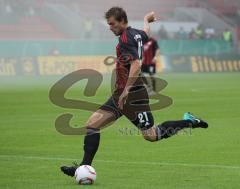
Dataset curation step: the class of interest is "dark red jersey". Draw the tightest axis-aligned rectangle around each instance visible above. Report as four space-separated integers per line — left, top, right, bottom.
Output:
115 26 148 90
142 38 159 65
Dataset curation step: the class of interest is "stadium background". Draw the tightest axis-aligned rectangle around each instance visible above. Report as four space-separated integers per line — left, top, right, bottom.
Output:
0 0 240 189
1 0 240 75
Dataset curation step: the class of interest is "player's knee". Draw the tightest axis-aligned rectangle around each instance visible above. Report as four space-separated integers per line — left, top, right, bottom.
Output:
141 127 157 142
143 134 156 142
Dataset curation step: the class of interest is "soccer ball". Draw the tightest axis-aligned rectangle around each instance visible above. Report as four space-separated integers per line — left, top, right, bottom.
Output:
74 165 97 185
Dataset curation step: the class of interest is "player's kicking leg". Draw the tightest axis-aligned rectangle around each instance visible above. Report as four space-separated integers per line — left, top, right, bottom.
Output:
142 112 208 142
60 109 117 177
121 84 208 142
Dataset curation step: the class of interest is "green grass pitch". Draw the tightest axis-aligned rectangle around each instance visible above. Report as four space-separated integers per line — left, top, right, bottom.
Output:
0 73 240 189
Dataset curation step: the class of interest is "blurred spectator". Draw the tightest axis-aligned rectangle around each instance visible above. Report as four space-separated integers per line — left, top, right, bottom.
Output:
176 27 188 39
222 28 233 43
158 25 168 39
189 28 197 39
194 25 204 39
84 18 93 38
205 27 215 39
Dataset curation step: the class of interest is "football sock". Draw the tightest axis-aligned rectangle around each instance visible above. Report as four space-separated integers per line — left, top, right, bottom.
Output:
156 120 192 140
80 128 100 166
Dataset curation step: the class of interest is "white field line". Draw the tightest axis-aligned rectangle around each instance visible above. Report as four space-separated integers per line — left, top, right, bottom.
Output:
0 154 240 170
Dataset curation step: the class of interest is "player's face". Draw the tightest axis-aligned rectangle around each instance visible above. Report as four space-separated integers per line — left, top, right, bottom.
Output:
107 16 125 36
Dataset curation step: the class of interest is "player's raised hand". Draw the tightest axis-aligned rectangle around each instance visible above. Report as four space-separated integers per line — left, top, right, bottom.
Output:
144 11 157 35
144 11 157 23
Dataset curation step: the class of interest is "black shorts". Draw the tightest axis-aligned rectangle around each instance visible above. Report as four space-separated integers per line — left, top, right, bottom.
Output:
99 85 154 131
141 64 156 75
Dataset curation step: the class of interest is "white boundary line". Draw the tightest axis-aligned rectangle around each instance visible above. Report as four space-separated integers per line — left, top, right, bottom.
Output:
0 154 239 170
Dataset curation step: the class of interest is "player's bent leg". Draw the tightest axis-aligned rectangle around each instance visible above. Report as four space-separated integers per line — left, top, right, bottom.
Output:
81 109 116 165
141 114 208 143
141 120 196 142
141 113 208 142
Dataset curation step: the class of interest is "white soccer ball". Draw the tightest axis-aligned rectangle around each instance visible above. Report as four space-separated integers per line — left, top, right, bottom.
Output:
74 165 97 185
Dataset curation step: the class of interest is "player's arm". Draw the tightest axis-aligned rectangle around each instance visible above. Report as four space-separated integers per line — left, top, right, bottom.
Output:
118 59 141 109
153 49 160 63
143 11 157 36
126 60 141 88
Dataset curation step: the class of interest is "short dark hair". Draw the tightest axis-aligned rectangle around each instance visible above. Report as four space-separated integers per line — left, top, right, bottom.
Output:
105 7 128 23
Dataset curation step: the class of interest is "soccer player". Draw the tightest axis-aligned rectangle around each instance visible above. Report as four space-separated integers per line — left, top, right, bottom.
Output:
141 37 160 93
61 7 208 177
